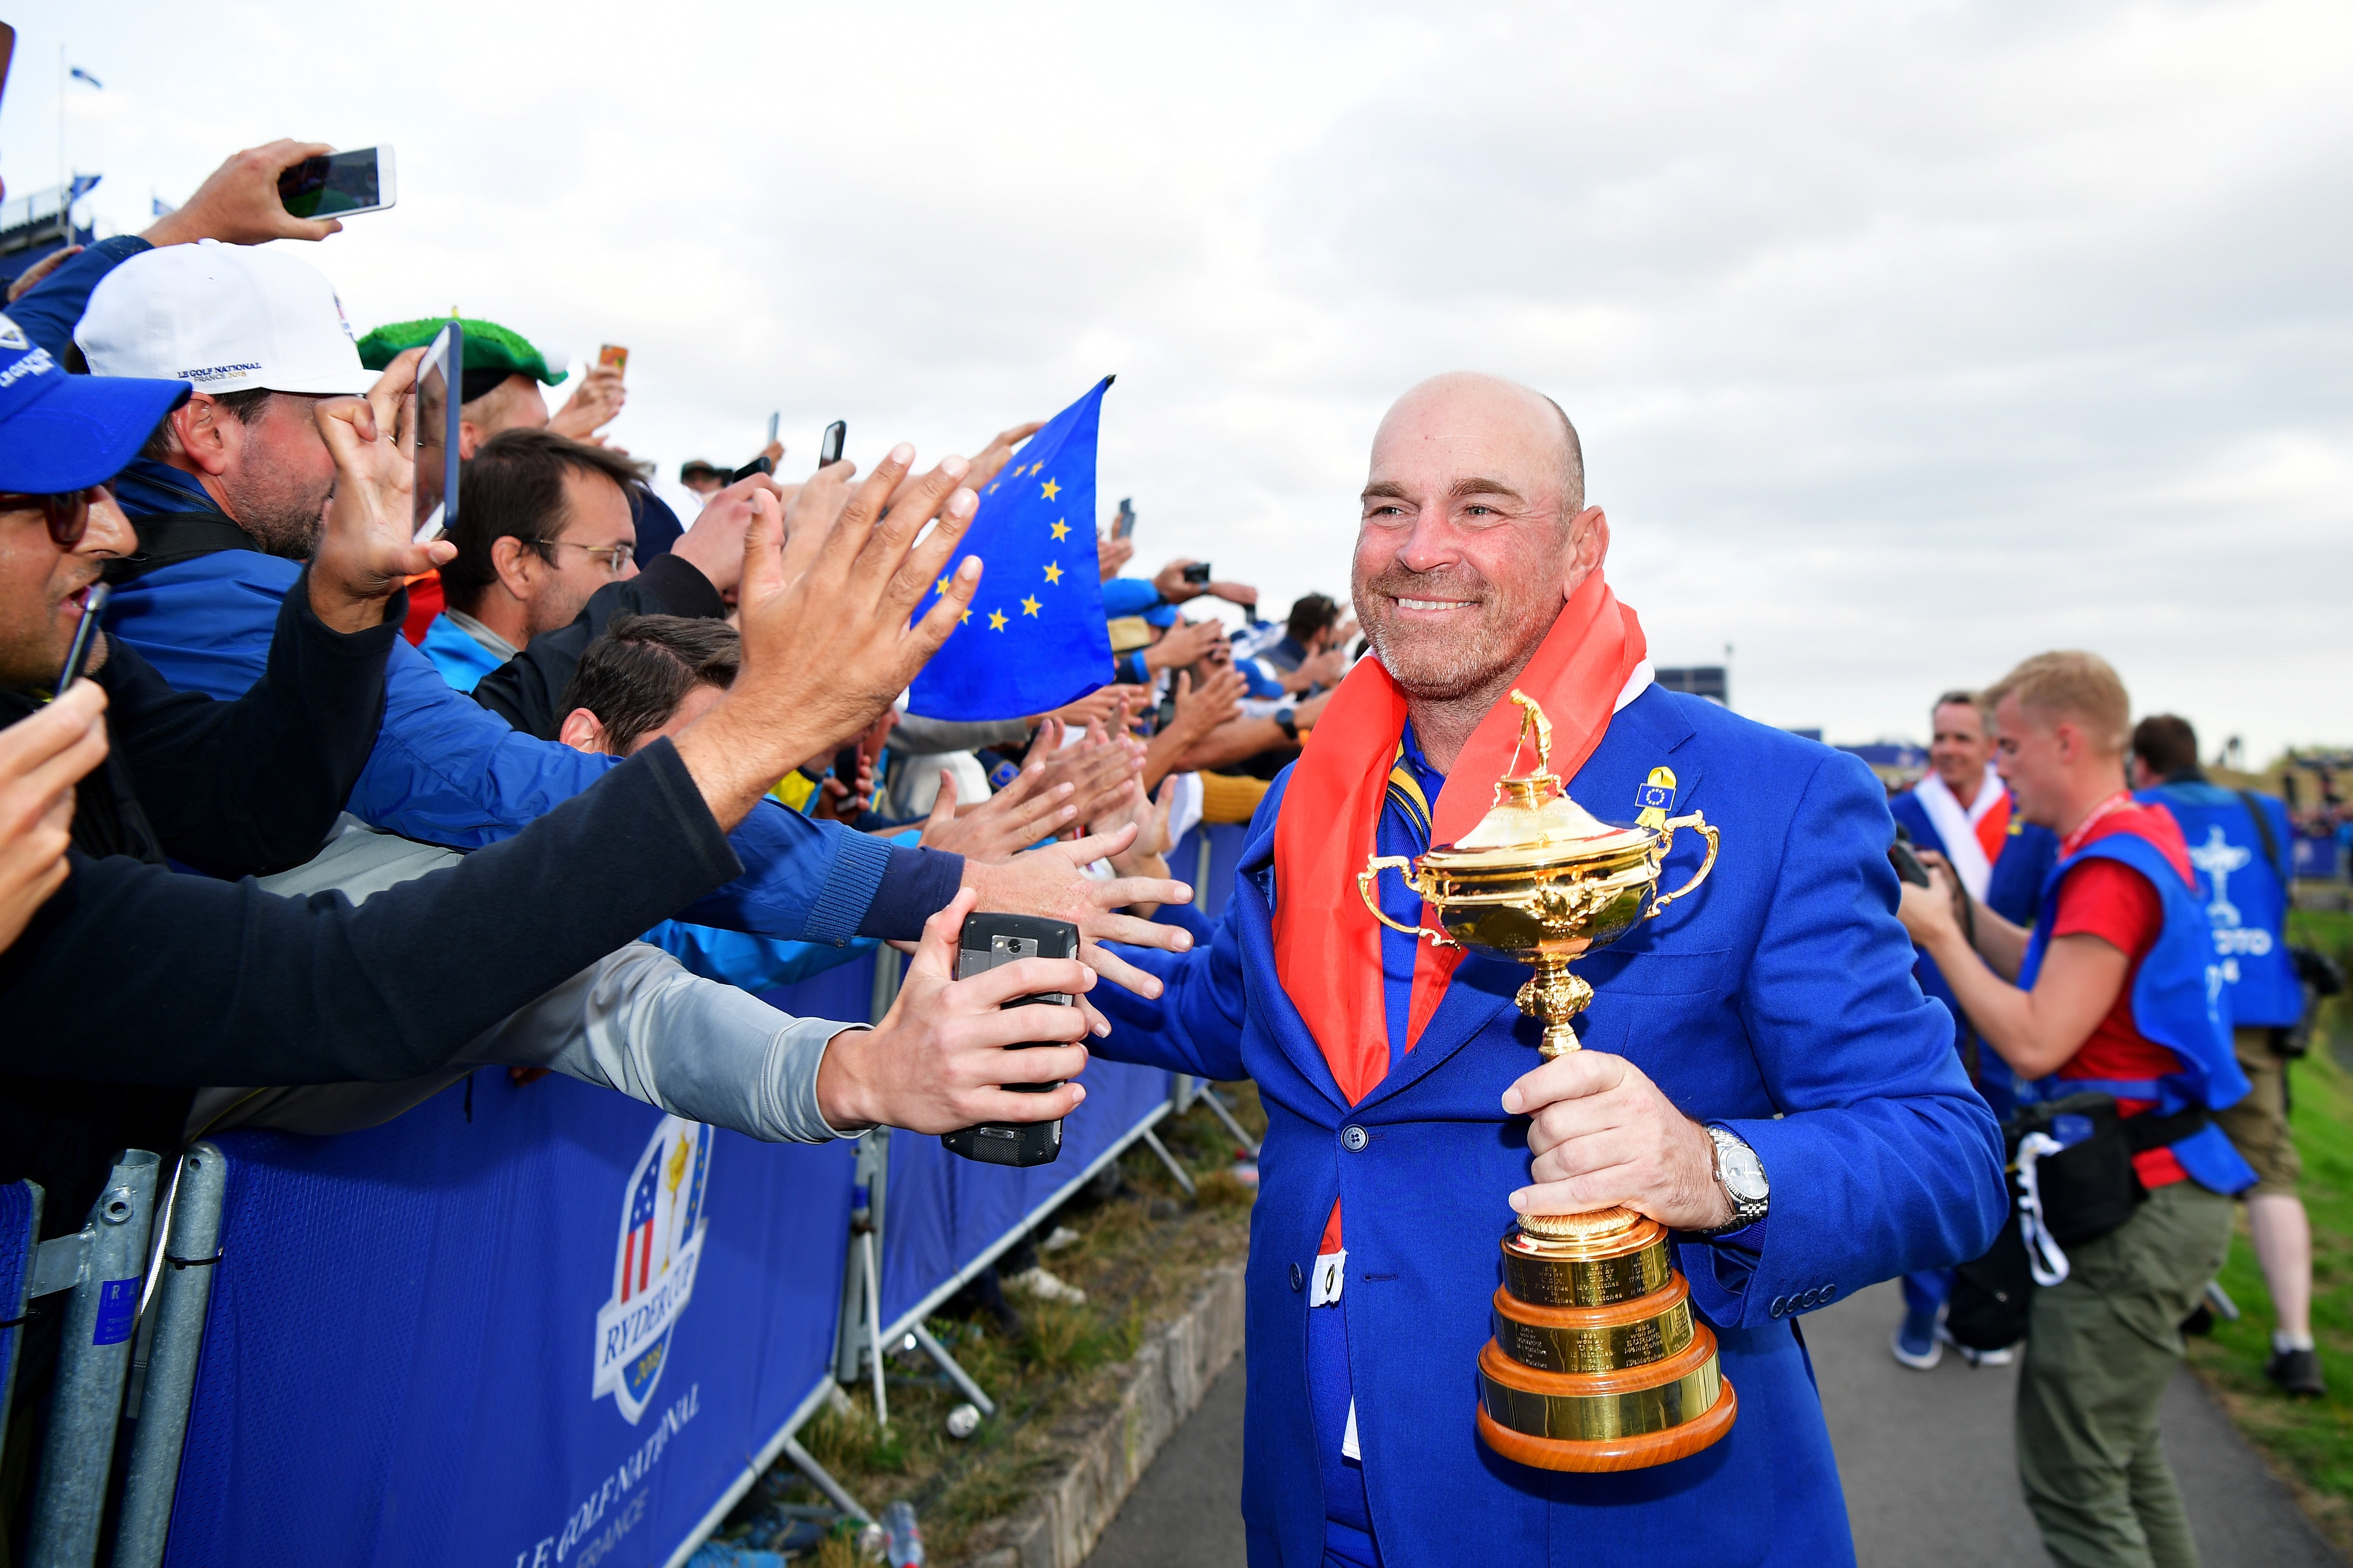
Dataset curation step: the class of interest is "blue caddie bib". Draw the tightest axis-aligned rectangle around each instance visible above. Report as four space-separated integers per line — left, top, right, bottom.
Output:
2018 825 2256 1196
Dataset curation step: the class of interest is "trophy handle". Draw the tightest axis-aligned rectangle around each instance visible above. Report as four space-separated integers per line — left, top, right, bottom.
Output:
1645 812 1720 919
1358 857 1461 948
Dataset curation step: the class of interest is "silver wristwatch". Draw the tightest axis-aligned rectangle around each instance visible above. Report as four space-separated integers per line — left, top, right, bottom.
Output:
1700 1123 1770 1233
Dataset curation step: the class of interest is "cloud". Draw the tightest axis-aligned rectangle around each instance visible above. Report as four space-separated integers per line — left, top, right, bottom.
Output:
11 0 2349 757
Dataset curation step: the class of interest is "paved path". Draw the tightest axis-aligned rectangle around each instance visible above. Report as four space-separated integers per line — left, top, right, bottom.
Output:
1085 1277 2342 1567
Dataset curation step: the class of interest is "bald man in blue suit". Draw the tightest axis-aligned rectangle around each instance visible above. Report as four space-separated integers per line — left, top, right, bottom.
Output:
1095 373 2006 1567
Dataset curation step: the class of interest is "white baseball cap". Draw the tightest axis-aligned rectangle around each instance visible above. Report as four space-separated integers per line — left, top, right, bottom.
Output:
76 239 370 396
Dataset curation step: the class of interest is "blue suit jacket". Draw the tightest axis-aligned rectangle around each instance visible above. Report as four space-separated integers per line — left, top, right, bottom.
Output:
1099 688 2006 1568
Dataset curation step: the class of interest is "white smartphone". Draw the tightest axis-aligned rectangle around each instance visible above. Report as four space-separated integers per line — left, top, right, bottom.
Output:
411 322 462 544
278 146 397 219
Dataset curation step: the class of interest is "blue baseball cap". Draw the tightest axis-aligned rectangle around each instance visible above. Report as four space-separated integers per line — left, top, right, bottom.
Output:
1142 601 1179 628
0 310 189 493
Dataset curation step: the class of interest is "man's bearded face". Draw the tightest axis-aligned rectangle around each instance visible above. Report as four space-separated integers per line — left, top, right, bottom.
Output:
1351 377 1589 704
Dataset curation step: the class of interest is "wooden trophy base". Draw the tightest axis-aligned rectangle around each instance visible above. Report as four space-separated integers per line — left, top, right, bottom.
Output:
1476 1378 1738 1473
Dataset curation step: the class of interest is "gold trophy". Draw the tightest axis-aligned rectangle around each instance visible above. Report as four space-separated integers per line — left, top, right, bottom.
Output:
1357 691 1733 1471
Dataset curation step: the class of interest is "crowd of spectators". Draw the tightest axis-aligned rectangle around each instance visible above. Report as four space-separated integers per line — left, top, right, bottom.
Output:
2 131 2344 1568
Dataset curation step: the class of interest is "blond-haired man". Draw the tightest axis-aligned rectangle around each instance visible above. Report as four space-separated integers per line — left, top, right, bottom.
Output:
1899 651 2254 1568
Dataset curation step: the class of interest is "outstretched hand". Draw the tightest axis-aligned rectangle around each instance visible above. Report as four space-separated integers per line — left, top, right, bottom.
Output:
919 753 1082 863
964 823 1193 997
309 349 455 633
815 889 1098 1133
669 443 983 831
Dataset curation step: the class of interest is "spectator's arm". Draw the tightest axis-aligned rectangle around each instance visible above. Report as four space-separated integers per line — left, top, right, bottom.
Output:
8 236 152 359
0 740 744 1087
102 577 400 876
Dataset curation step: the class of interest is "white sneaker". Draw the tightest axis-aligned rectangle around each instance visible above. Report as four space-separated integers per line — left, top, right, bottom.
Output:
1892 1316 1943 1371
1040 1226 1082 1255
1004 1265 1088 1305
1938 1325 2015 1367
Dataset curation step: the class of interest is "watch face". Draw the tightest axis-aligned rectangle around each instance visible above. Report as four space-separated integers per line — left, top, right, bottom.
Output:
1722 1144 1768 1202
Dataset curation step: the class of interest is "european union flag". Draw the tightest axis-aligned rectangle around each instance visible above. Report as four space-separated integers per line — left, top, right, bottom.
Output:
908 377 1116 721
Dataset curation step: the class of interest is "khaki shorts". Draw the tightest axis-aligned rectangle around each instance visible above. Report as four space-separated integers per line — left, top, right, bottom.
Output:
2215 1025 2303 1199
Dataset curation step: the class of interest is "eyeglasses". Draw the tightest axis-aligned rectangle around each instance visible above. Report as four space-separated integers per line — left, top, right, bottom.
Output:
0 485 106 549
528 539 635 573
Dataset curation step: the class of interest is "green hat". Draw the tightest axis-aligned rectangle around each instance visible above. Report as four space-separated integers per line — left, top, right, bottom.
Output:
355 316 568 386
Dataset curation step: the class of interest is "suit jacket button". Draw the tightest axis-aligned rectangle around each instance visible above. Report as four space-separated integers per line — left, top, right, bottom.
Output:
1768 1295 1785 1318
1342 1125 1369 1152
1820 1282 1837 1302
1799 1287 1819 1309
1290 1263 1305 1293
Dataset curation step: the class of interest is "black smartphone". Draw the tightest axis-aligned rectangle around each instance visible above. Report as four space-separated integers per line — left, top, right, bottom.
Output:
1889 824 1931 889
940 913 1080 1168
411 322 462 544
1114 498 1136 539
278 147 397 219
831 744 864 809
1181 562 1211 586
56 581 109 694
820 420 847 466
728 455 773 482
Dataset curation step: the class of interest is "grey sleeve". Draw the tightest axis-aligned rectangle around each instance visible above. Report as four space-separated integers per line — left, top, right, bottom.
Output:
453 943 862 1144
891 712 1031 755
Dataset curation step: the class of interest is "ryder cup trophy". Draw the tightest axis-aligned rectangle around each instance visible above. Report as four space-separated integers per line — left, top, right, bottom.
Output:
1357 692 1733 1471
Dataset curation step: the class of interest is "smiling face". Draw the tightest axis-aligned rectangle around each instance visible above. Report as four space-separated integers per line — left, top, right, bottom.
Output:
1930 700 1994 797
1352 373 1605 706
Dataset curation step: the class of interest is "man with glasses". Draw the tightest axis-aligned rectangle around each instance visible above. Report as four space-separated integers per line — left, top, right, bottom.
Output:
423 429 646 692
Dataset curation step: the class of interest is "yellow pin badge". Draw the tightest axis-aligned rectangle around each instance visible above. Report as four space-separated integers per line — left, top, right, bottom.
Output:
1634 766 1678 831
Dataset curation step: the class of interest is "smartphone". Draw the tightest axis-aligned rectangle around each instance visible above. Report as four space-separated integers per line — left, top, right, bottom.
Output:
1181 562 1211 586
597 344 629 378
56 581 109 694
411 322 463 544
1114 498 1136 540
1889 824 1931 889
820 420 847 466
728 455 774 482
830 744 864 809
278 147 397 219
767 411 781 445
940 913 1079 1168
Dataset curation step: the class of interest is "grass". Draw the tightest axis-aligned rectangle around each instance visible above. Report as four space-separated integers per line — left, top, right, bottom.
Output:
2180 907 2353 1551
712 1083 1266 1565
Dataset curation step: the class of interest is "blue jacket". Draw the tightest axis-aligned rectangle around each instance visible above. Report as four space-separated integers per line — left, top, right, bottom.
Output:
2135 780 2299 1028
102 462 957 944
1098 687 2006 1568
2018 826 2256 1195
418 612 503 694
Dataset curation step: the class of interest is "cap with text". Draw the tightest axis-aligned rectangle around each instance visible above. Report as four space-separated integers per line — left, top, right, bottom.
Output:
0 312 189 493
75 239 370 397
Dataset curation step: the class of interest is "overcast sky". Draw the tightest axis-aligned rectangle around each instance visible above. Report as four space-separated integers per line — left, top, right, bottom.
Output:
5 0 2347 758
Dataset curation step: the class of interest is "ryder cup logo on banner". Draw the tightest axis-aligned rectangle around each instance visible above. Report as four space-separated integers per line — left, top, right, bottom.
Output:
592 1116 712 1425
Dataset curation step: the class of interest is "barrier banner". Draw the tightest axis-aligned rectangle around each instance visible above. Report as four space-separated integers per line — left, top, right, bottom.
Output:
164 1069 855 1568
878 1058 1173 1332
1173 823 1247 920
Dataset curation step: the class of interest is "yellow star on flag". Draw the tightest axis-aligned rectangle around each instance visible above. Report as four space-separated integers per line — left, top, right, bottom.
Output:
936 576 950 596
1050 519 1070 542
959 609 972 625
1043 561 1064 585
988 609 1009 632
1040 478 1060 501
1020 595 1042 617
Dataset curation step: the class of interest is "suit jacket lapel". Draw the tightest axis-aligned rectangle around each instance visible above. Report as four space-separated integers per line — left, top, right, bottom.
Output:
1235 833 1354 1117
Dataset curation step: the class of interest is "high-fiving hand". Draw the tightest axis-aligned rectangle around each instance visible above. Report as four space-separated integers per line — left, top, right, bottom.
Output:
309 349 457 633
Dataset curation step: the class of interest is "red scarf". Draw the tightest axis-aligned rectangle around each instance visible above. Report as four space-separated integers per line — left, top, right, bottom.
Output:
1274 574 1647 1246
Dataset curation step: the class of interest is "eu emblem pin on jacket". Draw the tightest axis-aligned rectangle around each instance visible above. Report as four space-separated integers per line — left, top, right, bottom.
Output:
1097 686 2007 1568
